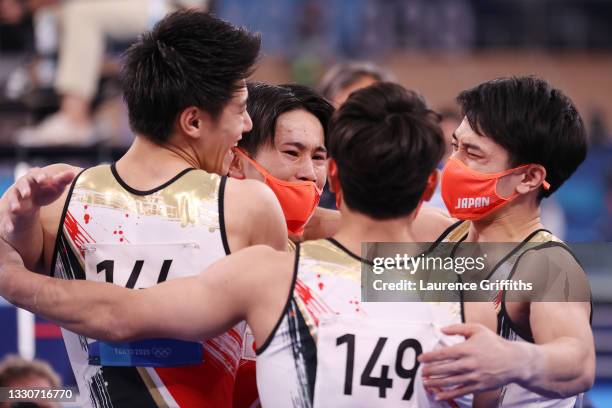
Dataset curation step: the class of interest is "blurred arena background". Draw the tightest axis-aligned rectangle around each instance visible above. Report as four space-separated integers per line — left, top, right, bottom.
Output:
1 0 611 405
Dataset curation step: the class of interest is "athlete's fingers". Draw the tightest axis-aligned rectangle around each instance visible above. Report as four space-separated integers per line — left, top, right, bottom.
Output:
15 179 32 200
419 344 466 363
52 170 76 187
8 188 22 213
440 323 485 338
421 359 467 377
434 383 480 401
34 171 51 185
423 372 476 388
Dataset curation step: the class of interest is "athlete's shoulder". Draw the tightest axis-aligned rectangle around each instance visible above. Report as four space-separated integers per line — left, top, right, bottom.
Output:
180 168 221 184
75 163 108 178
301 237 330 246
69 164 130 192
223 178 287 251
520 229 577 269
527 229 563 244
300 238 335 253
518 238 581 271
225 177 277 207
439 219 470 242
42 162 83 176
414 206 459 241
514 240 590 302
225 178 285 228
300 238 362 272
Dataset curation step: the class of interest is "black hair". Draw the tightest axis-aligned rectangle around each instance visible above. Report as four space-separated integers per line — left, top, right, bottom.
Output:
328 82 445 219
457 76 587 199
121 10 261 142
238 82 334 155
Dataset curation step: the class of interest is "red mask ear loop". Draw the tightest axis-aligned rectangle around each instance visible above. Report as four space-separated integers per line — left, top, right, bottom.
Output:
412 172 437 218
233 147 271 177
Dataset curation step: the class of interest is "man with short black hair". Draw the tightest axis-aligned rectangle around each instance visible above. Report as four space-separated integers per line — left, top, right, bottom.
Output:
0 10 287 407
229 82 335 408
232 82 335 239
419 76 594 407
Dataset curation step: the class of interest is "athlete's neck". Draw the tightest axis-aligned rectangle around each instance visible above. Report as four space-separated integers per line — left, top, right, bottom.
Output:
332 207 417 256
467 199 544 242
115 135 201 191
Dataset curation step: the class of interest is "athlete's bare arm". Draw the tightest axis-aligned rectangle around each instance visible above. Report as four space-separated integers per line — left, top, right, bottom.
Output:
302 207 341 242
421 302 593 401
300 206 455 244
419 251 595 401
0 164 79 272
0 240 294 347
524 301 594 397
224 178 288 251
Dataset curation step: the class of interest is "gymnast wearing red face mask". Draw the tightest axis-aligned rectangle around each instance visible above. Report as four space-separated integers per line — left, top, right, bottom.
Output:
228 82 334 408
230 83 333 238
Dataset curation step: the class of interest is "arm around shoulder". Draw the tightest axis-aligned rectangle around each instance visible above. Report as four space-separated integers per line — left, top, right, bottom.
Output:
302 207 340 241
128 245 292 343
0 163 80 271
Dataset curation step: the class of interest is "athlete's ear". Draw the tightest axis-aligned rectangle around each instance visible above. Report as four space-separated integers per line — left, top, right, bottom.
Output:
327 159 343 209
327 159 341 195
516 164 547 195
421 170 438 202
177 106 204 140
228 153 246 179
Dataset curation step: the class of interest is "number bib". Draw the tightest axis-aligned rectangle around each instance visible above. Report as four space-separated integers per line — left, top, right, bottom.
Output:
83 242 201 288
241 326 257 361
313 315 442 408
83 242 203 367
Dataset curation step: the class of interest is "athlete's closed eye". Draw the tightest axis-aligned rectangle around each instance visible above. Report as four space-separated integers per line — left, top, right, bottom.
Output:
283 150 299 158
466 149 483 159
453 133 483 158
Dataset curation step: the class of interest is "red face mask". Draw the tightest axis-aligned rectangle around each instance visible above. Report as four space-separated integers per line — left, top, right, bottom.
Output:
440 157 550 220
234 148 321 236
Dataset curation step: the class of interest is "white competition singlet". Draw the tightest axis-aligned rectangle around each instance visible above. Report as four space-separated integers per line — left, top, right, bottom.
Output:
256 238 470 408
439 221 588 408
51 164 244 408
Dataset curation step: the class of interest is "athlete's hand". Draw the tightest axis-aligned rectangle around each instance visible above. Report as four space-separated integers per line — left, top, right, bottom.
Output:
418 323 530 400
1 168 75 235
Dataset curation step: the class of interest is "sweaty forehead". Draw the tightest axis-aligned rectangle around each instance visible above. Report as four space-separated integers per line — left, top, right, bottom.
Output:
274 110 325 149
456 117 491 147
455 117 479 140
456 116 511 159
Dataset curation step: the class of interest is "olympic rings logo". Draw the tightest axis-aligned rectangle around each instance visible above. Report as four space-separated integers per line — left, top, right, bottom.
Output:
152 348 172 358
